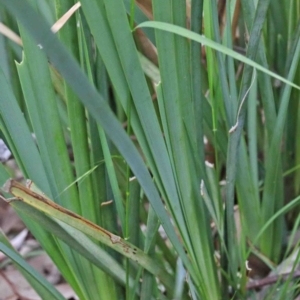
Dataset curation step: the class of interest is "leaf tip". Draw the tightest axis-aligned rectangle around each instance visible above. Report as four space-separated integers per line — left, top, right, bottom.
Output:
2 179 13 193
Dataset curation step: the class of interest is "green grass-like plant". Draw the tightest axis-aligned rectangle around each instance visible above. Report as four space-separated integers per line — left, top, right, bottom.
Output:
0 0 299 299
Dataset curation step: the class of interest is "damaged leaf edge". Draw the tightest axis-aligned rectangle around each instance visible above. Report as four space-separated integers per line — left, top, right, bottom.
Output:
0 178 174 290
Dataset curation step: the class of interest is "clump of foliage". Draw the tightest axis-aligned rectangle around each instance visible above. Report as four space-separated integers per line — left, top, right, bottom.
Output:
0 0 299 299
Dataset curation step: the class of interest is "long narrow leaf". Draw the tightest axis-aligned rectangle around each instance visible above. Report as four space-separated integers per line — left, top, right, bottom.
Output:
0 0 194 279
2 179 174 291
136 21 300 90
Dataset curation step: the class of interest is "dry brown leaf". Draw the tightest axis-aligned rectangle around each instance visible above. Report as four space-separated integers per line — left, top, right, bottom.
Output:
135 29 158 66
0 206 25 235
0 23 22 46
136 0 152 19
1 260 76 300
0 2 81 47
23 253 60 285
0 271 15 299
0 268 35 300
56 283 78 300
51 2 81 33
